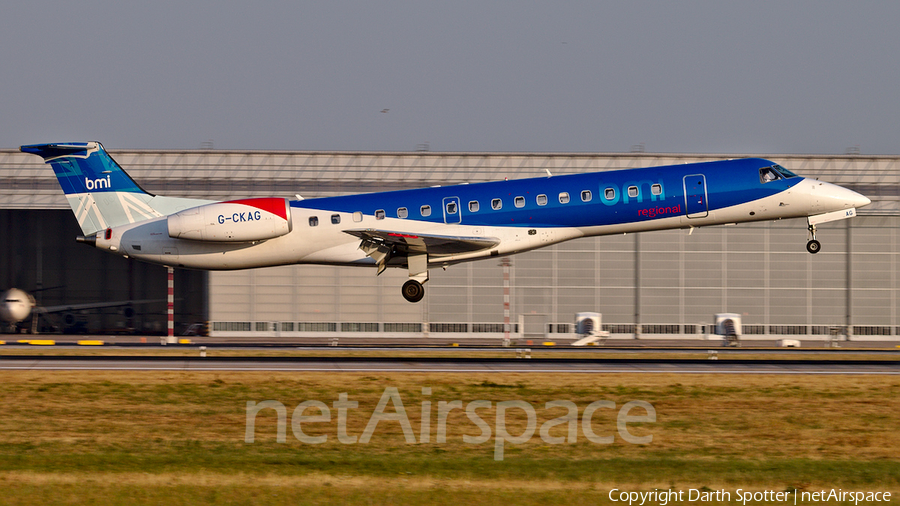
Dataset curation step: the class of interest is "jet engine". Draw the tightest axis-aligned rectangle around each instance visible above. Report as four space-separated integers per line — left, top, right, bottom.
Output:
167 198 292 242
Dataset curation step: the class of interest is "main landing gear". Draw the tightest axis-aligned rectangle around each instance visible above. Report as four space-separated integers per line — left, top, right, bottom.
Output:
401 251 429 303
402 279 425 303
807 222 821 254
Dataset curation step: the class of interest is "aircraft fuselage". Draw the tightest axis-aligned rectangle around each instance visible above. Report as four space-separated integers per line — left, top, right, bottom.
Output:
91 159 865 270
21 142 871 302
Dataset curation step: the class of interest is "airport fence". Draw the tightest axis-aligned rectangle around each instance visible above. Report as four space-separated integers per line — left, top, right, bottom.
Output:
208 321 899 341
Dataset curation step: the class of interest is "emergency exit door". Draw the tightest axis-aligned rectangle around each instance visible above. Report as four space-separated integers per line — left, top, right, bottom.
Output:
683 174 708 218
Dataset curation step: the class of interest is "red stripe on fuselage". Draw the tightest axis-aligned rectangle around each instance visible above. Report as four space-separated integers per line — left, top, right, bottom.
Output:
225 198 288 220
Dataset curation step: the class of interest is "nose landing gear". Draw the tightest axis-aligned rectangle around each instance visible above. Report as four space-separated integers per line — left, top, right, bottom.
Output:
807 222 821 254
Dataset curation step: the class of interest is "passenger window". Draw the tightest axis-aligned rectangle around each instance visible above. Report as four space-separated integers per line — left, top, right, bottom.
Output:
604 188 616 200
514 196 525 208
651 184 662 196
331 214 341 225
469 201 479 212
559 192 570 204
536 194 547 206
421 205 432 217
446 201 457 214
375 209 385 220
309 216 318 227
628 186 638 198
492 198 502 210
581 190 592 202
353 211 363 222
397 207 408 219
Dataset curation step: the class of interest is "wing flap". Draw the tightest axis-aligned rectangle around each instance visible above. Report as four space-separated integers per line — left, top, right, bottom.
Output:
345 229 500 255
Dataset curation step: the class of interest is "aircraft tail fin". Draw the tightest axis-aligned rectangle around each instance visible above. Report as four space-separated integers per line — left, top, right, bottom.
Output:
21 142 163 235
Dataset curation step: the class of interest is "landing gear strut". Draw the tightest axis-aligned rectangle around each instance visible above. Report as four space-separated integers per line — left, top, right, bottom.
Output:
400 251 429 303
402 279 425 303
807 222 821 254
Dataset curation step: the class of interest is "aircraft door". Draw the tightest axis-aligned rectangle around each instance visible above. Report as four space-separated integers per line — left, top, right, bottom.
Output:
443 196 462 224
683 174 709 218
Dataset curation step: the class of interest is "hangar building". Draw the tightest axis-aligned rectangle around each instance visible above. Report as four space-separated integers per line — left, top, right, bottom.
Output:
1 147 897 340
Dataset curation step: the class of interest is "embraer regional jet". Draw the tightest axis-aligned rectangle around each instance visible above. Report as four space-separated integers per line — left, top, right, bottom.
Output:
22 142 870 303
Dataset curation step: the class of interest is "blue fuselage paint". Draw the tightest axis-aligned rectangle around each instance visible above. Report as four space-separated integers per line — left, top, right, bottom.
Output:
292 158 798 228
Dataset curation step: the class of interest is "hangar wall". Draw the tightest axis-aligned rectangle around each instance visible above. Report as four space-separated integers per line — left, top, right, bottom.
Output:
209 216 898 338
2 147 897 338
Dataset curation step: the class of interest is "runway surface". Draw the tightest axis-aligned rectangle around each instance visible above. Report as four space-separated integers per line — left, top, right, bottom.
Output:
1 355 898 374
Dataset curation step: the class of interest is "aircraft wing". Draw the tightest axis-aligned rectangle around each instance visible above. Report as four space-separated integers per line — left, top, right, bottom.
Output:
34 299 165 314
344 229 500 255
345 228 500 276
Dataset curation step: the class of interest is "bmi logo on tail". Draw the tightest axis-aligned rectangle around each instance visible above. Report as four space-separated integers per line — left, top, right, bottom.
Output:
85 176 112 191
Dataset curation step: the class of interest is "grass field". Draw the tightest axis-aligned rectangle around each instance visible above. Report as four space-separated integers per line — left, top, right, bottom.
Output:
0 370 898 505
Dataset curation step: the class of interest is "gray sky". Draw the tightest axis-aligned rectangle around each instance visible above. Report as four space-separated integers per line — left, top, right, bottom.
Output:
2 1 898 154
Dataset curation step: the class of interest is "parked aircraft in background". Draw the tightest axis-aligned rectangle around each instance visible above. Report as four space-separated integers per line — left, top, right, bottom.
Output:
0 287 159 333
0 288 36 330
22 142 870 302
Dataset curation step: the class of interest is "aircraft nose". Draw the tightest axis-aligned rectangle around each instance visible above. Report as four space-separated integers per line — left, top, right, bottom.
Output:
838 186 872 207
835 184 871 208
807 180 871 212
853 191 872 208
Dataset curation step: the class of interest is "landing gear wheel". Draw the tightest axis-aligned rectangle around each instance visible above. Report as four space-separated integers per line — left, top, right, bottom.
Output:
402 279 425 303
806 239 821 254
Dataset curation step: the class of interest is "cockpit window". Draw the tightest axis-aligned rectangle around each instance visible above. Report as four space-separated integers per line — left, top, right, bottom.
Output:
773 164 798 178
760 164 799 183
759 166 782 183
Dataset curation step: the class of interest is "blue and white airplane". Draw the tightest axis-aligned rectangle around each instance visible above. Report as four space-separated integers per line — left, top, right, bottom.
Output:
22 142 870 302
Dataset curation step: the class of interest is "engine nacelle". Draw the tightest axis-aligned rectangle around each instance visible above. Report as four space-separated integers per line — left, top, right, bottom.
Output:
167 198 292 242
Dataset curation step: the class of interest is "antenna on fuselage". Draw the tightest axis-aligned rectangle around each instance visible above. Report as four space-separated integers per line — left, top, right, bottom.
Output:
545 169 552 177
